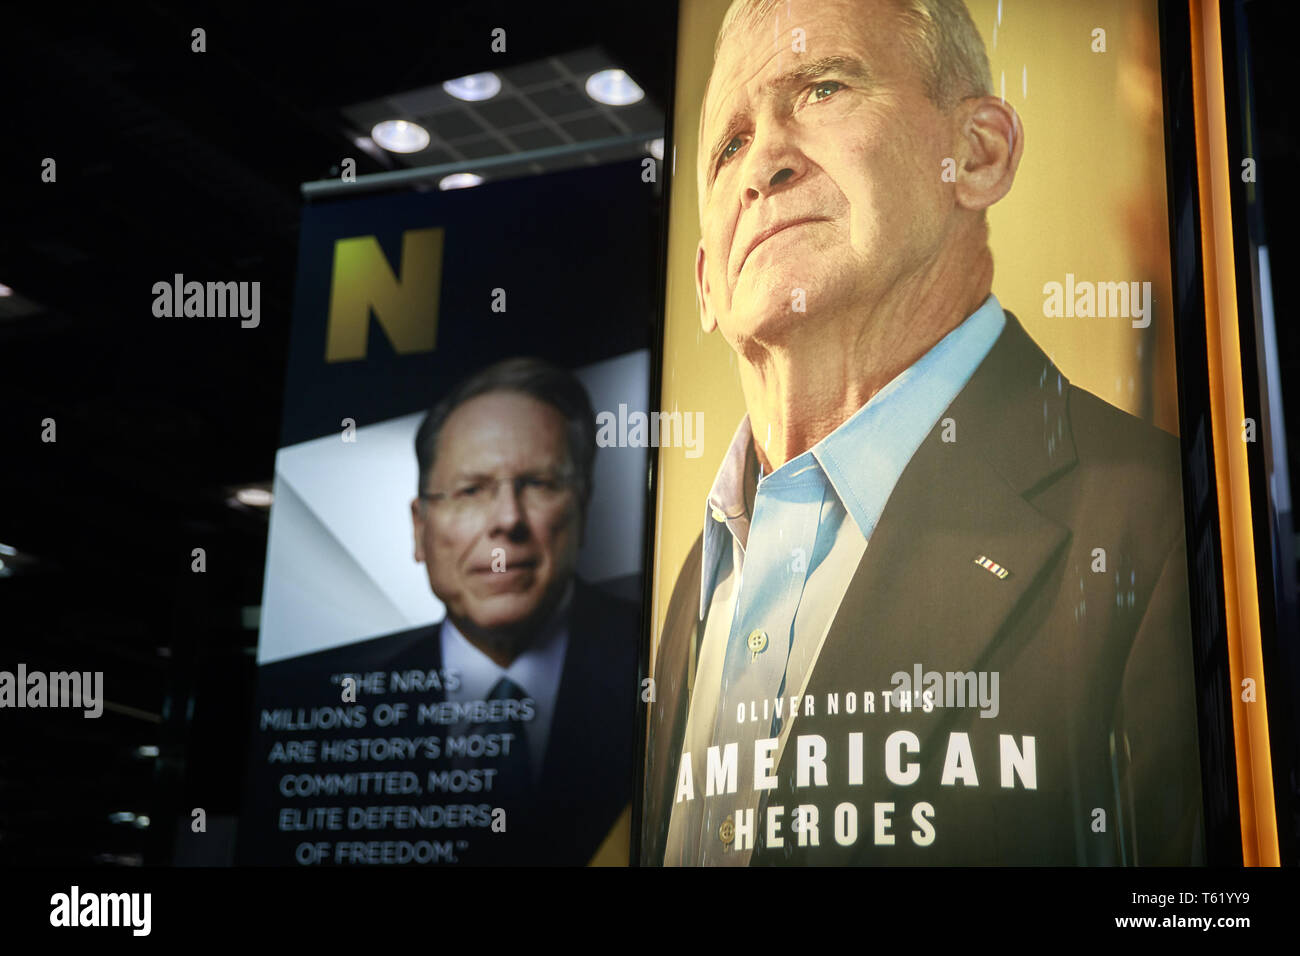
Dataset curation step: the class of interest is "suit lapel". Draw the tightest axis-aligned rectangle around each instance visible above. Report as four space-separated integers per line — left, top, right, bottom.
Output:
645 310 1083 863
644 539 703 863
536 585 639 863
542 599 597 796
777 430 1070 755
760 312 1079 825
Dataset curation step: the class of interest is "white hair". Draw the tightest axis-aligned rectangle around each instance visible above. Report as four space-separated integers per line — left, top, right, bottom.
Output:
715 0 990 105
700 0 993 158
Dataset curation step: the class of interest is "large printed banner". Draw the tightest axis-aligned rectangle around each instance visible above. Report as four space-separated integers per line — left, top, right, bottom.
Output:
240 160 654 866
640 0 1208 865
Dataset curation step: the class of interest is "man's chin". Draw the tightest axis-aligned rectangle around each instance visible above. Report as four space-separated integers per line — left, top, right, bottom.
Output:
723 302 808 352
457 592 548 638
730 262 844 318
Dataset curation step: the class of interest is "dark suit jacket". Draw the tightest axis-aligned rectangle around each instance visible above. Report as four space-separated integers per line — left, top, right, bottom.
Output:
242 579 638 866
643 312 1205 865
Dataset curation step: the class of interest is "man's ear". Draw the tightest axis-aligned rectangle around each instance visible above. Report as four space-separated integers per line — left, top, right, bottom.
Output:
695 239 717 334
953 97 1024 212
410 498 426 563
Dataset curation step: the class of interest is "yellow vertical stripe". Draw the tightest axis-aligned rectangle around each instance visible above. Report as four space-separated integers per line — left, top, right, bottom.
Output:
1188 0 1279 866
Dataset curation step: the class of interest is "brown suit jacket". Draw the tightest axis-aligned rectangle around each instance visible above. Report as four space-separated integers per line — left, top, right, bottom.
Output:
643 312 1205 865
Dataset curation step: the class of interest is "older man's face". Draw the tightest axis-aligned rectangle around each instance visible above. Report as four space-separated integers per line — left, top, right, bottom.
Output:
696 0 958 347
411 391 582 638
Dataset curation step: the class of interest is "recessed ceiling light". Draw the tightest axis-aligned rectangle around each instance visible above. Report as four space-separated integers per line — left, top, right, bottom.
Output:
648 138 665 160
439 173 485 191
235 487 273 508
0 283 12 297
371 120 430 153
585 69 644 106
443 72 502 102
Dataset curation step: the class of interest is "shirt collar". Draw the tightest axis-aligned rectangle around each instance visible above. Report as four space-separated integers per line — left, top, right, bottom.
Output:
698 294 1006 618
701 416 754 619
814 294 1005 539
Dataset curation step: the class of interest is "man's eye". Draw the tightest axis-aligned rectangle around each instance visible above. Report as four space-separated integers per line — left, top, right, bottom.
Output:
810 80 842 102
719 136 744 165
454 484 483 498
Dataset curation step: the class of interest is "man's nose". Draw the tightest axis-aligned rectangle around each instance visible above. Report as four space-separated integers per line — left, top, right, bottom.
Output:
740 121 806 207
485 479 528 536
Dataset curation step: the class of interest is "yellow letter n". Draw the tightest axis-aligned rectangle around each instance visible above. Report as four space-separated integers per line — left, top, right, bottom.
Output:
325 227 443 362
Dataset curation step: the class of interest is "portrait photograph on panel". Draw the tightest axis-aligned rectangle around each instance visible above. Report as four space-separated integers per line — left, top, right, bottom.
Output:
641 0 1208 866
241 161 655 866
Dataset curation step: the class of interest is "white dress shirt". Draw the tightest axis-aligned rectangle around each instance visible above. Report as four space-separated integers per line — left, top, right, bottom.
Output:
439 586 571 777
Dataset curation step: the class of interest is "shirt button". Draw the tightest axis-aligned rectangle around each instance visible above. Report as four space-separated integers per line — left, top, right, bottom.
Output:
711 506 727 522
719 816 735 845
747 629 768 655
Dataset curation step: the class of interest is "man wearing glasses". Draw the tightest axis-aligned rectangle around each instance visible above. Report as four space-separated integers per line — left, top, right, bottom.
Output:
405 356 638 863
253 357 638 866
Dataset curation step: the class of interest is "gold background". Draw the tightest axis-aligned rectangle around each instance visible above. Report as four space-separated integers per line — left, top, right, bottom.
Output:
651 0 1178 664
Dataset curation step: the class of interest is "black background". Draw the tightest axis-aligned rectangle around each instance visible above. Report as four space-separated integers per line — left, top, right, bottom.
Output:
0 0 1296 879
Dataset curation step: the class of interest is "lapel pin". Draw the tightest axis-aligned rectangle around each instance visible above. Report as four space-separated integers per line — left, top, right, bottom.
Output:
974 555 1010 580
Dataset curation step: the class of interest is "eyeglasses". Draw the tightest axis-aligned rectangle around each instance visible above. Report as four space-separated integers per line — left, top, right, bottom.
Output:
419 471 575 520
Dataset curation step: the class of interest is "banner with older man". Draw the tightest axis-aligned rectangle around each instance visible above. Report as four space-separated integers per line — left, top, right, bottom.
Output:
239 160 657 866
640 0 1227 866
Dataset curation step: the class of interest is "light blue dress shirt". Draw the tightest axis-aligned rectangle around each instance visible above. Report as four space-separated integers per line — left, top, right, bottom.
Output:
664 294 1007 865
